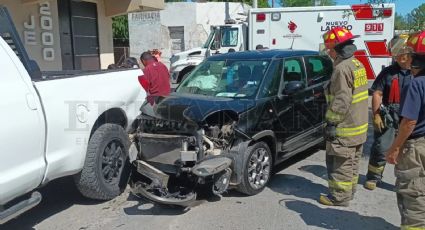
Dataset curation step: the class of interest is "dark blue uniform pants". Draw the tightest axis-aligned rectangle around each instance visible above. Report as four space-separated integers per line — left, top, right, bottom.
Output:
366 126 396 181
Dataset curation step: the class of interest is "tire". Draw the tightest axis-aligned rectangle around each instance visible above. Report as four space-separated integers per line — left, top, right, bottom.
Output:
236 142 273 196
74 123 130 200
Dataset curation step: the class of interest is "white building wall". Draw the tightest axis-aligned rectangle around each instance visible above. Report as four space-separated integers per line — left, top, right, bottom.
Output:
129 2 250 68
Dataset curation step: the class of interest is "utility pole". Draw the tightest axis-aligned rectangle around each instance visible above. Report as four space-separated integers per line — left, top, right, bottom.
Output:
253 0 257 8
272 0 275 8
314 0 321 6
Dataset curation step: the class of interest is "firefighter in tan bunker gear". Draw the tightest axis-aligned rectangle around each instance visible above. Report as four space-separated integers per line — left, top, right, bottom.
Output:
386 31 425 230
319 27 369 206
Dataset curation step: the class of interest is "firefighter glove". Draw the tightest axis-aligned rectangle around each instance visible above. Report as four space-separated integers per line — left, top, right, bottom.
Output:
325 122 337 141
373 114 385 133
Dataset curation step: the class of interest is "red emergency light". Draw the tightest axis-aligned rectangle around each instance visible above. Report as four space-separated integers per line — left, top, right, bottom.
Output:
383 8 392 17
256 13 266 22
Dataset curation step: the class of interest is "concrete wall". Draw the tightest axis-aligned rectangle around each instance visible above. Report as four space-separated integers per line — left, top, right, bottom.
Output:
129 2 250 68
1 0 119 70
1 0 63 71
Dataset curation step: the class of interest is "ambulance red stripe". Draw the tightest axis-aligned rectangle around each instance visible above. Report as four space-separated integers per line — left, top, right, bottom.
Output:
365 40 391 57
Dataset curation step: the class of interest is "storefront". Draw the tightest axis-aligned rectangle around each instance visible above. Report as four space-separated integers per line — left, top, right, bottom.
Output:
0 0 164 71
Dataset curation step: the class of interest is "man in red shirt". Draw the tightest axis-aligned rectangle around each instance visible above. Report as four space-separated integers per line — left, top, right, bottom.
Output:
138 52 171 104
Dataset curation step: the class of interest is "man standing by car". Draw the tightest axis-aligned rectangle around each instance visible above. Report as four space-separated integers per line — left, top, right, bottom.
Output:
138 52 171 104
364 35 413 190
319 27 369 206
386 31 425 230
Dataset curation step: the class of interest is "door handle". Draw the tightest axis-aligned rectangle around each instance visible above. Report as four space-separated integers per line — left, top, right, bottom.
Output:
26 93 38 110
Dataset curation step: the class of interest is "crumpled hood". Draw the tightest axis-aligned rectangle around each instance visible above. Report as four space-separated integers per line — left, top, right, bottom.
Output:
140 93 256 125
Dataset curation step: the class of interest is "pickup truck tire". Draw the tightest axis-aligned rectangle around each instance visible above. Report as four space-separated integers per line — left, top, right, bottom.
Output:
74 123 129 200
236 142 272 196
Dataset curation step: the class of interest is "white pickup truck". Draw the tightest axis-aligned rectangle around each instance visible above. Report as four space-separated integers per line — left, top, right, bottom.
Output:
0 6 145 223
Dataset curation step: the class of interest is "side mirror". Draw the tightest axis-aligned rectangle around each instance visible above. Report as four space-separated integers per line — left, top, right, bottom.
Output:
282 81 304 96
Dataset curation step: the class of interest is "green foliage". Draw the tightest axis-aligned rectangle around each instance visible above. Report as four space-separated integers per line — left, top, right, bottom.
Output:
395 13 408 30
409 3 425 31
393 3 425 32
112 15 129 40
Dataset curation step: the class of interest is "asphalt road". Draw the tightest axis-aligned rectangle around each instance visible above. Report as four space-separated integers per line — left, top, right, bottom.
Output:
1 129 400 230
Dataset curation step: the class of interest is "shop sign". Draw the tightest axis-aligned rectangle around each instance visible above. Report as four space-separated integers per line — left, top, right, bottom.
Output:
23 2 55 61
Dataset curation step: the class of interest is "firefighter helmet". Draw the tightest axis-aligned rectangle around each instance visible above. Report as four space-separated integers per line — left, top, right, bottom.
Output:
407 31 425 54
322 27 360 49
389 34 413 57
407 31 425 70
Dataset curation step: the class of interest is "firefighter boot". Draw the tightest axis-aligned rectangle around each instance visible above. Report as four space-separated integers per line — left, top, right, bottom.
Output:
364 180 378 190
319 194 349 207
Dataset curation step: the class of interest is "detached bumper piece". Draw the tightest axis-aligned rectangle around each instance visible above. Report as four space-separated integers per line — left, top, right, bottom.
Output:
130 160 197 207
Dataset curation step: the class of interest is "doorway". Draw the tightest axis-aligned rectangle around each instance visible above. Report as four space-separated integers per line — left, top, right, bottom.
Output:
58 0 100 70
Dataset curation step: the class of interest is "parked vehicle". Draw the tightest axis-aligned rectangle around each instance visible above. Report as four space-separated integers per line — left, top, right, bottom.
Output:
130 49 332 206
170 3 395 85
0 7 145 224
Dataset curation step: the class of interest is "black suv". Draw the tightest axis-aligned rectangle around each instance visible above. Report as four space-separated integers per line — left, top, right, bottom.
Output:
130 50 333 205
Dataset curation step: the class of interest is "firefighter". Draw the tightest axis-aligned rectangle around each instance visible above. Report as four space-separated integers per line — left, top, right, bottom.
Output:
364 35 413 190
319 27 369 206
386 31 425 230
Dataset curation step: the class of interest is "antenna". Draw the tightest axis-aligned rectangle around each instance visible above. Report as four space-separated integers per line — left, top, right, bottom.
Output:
290 38 295 50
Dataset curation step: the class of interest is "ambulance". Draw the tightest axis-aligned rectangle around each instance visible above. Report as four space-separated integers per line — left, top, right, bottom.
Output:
170 3 395 85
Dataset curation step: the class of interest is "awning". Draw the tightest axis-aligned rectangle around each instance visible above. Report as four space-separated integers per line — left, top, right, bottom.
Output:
104 0 164 17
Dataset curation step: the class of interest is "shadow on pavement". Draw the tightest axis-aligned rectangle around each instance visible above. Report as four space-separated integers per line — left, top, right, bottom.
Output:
0 177 101 230
298 164 395 192
268 174 328 201
281 199 398 230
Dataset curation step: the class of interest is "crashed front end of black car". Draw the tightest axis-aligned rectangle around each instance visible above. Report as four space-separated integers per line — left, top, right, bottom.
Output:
128 51 329 206
128 58 273 206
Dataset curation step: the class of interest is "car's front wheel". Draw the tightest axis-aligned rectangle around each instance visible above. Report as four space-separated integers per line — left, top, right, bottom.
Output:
74 123 129 200
237 142 272 195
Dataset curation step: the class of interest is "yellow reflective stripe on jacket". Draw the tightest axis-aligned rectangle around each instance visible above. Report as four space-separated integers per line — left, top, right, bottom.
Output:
326 109 345 122
401 226 425 230
325 94 334 104
352 90 369 104
352 175 359 184
328 180 352 191
336 123 369 137
368 165 385 175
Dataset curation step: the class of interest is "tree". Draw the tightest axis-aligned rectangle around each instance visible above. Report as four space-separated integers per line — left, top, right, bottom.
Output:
409 3 425 31
395 13 408 30
112 15 129 46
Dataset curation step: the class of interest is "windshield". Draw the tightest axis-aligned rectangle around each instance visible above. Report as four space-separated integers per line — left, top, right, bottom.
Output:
176 59 270 98
203 29 216 49
221 27 238 47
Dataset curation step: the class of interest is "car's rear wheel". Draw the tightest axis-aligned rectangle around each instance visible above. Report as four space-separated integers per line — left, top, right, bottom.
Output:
74 123 129 200
237 142 272 195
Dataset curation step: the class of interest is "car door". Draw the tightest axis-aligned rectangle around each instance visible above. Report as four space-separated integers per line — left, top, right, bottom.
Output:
0 39 46 204
271 57 311 156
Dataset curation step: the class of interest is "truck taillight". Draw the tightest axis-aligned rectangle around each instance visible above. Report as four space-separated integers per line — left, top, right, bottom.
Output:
256 13 266 22
383 8 392 17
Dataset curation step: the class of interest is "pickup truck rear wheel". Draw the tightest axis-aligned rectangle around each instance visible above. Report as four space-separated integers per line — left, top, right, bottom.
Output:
74 123 129 200
236 142 272 196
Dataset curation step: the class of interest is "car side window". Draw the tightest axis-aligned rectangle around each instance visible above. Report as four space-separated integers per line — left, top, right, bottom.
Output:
258 60 282 98
304 55 333 86
282 57 306 85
